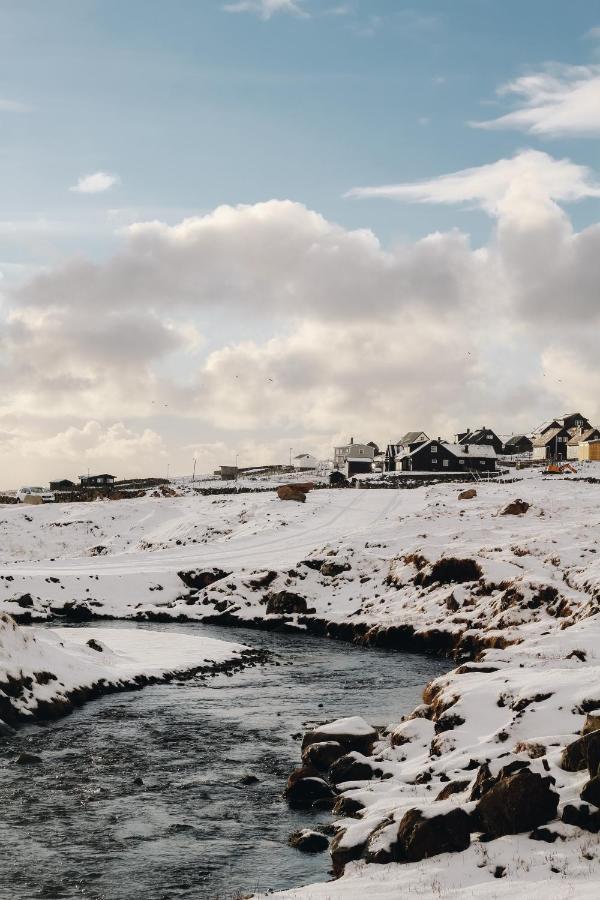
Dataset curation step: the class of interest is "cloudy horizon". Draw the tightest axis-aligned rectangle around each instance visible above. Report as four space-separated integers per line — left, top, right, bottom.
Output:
1 1 600 486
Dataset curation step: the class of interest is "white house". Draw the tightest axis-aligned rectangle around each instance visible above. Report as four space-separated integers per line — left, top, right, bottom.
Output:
293 453 318 470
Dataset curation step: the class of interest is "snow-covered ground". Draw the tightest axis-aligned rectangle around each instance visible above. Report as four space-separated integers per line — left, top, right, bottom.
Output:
1 467 599 897
0 615 248 726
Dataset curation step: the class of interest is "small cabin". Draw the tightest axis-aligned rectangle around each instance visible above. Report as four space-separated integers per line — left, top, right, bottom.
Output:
579 439 600 462
502 435 533 456
79 473 116 489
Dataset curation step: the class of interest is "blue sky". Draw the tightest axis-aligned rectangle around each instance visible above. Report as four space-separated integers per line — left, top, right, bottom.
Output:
2 0 600 268
2 1 600 482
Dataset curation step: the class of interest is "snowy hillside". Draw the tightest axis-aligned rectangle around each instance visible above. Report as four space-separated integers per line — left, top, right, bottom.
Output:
1 469 600 897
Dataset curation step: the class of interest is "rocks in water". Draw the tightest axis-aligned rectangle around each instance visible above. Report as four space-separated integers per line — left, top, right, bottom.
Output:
177 568 230 590
265 591 308 615
458 489 477 500
302 716 378 756
435 779 470 801
288 828 329 853
581 776 600 808
329 752 375 785
560 729 600 776
302 740 344 771
473 768 558 837
239 773 259 786
501 499 530 516
332 795 365 817
283 766 336 809
133 776 144 786
397 807 471 862
276 486 306 503
15 751 42 765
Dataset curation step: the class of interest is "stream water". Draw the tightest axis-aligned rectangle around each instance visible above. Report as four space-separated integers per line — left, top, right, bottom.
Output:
0 622 450 900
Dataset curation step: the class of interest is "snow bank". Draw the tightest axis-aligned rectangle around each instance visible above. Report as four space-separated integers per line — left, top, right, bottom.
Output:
0 614 248 727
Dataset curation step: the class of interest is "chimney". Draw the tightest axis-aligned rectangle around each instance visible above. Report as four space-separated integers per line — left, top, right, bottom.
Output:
350 436 354 444
465 444 469 453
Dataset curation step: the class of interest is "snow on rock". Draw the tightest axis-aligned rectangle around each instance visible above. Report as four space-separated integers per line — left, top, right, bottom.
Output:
0 613 248 727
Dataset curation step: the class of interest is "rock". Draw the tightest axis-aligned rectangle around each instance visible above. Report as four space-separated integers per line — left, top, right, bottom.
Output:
529 827 558 843
239 773 259 785
364 818 399 864
302 716 378 755
562 803 600 833
86 638 103 652
288 828 329 853
177 568 230 590
265 591 308 615
560 730 600 776
397 807 471 862
133 776 144 786
16 752 42 766
277 486 306 503
458 489 477 500
329 753 375 784
320 561 350 578
284 766 336 809
581 776 600 808
330 828 367 875
583 714 600 736
302 740 345 771
469 763 494 801
332 795 365 817
435 779 470 801
501 499 530 516
474 769 558 837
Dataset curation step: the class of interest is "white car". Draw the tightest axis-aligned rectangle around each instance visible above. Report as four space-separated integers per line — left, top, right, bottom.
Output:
16 486 55 504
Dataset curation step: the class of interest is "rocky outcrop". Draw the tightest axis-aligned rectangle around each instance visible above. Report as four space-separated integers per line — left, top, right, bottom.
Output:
560 729 600 776
177 568 230 590
288 828 329 853
473 768 559 836
581 776 600 808
265 591 308 615
396 807 471 862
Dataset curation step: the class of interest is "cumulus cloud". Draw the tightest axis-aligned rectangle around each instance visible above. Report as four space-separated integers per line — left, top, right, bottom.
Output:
347 149 600 222
222 0 308 19
3 148 600 482
472 64 600 136
70 172 120 194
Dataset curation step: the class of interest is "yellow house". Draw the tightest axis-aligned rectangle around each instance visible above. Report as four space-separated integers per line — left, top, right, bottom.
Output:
579 439 600 461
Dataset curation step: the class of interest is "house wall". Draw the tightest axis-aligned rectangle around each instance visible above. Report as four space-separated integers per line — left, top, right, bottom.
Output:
579 443 600 462
334 443 375 468
401 442 495 473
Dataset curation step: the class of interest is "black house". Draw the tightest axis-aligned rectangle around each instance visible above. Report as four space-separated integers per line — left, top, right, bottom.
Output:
79 474 116 489
400 439 496 473
531 427 571 461
457 427 503 456
559 412 591 432
502 434 533 456
49 479 77 491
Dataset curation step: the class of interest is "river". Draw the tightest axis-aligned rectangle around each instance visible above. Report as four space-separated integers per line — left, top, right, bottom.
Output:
0 622 450 900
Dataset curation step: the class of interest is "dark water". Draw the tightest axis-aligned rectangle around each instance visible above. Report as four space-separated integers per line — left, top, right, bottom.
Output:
0 623 450 900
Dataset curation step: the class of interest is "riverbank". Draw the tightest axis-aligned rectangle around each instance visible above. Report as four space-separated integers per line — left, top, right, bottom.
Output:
1 472 600 896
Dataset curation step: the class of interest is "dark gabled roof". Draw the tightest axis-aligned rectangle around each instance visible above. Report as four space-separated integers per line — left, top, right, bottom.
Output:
399 431 428 444
532 427 567 448
505 434 531 444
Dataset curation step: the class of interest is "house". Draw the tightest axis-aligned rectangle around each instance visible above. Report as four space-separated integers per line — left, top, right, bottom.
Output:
567 427 600 459
399 439 496 473
559 412 591 432
502 434 533 456
579 439 600 462
345 457 373 477
333 438 375 470
293 453 318 470
79 474 116 489
532 427 571 461
385 432 429 471
49 479 77 491
457 427 503 455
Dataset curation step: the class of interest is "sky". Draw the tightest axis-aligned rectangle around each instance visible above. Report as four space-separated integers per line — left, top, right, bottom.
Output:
1 0 600 484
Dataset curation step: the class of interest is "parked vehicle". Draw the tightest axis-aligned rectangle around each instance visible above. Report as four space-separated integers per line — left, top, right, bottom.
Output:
16 486 55 504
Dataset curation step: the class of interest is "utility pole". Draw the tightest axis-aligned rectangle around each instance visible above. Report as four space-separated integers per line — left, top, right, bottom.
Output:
289 447 292 468
192 457 197 483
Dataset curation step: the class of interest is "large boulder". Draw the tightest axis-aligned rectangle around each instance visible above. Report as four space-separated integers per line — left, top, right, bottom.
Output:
283 766 336 809
474 769 558 836
330 828 367 875
320 561 351 578
583 714 600 735
397 808 471 862
501 499 530 516
562 802 600 834
581 776 600 808
458 489 477 500
329 752 375 785
177 568 230 589
288 828 329 853
277 485 306 503
302 740 345 771
302 716 378 755
265 591 308 615
560 730 600 776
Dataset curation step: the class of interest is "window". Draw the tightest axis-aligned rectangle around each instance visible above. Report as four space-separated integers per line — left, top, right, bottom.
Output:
459 460 465 465
443 459 449 467
431 444 437 453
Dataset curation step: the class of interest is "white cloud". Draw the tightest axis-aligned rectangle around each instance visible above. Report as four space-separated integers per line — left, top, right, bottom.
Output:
0 98 30 112
347 149 600 223
222 0 308 19
70 171 120 194
472 64 600 136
